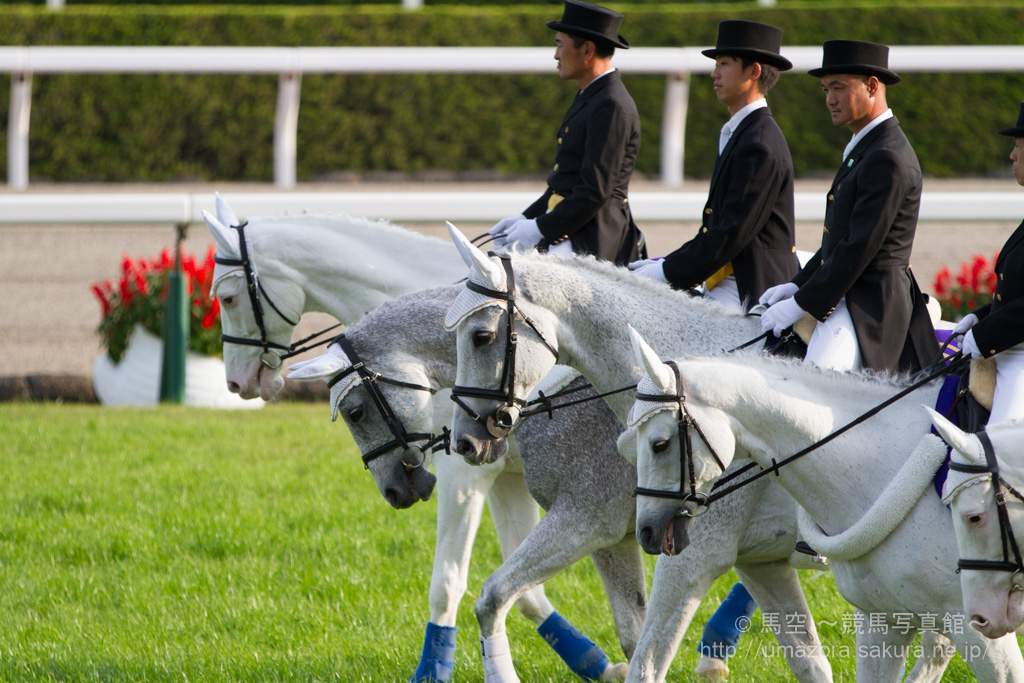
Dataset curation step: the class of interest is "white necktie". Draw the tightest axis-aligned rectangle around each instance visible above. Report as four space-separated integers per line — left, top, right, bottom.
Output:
718 123 732 156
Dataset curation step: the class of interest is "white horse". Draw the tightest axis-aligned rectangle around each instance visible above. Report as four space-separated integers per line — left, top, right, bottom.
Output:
442 223 957 682
203 201 589 681
929 410 1024 639
287 285 643 682
626 331 1024 681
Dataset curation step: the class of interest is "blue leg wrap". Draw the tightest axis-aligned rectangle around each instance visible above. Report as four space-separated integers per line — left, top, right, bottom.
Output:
410 623 457 683
697 582 757 660
537 611 609 682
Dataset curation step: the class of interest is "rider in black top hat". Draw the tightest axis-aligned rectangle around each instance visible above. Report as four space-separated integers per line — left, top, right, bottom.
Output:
488 0 644 266
952 101 1024 425
761 39 938 375
630 20 799 313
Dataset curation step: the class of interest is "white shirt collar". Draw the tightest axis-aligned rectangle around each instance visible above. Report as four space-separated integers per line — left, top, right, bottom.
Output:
843 108 893 162
724 98 767 136
580 67 616 93
719 98 766 155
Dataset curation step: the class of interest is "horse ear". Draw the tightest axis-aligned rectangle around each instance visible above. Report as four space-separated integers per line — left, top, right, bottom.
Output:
616 426 638 466
629 325 675 394
446 221 505 290
925 406 983 464
214 192 240 228
286 354 348 381
203 209 239 258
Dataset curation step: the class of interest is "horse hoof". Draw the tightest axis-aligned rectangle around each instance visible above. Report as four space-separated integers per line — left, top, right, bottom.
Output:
695 655 729 680
599 661 628 681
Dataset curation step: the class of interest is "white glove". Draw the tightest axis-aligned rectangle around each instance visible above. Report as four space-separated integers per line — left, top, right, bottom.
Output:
502 218 543 250
760 297 805 336
952 313 978 336
627 258 667 283
961 329 983 359
488 213 525 238
759 282 799 307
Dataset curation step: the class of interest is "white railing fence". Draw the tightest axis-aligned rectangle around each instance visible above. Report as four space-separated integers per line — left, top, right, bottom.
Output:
5 45 1024 191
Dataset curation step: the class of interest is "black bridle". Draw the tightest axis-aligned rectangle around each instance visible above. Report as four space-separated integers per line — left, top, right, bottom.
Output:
449 253 559 439
632 361 727 517
213 221 341 369
949 430 1024 583
329 335 450 470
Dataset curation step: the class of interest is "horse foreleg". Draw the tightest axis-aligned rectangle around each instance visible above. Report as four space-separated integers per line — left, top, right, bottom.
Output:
951 626 1024 682
475 501 629 683
853 615 916 683
734 562 833 682
589 534 648 662
902 631 955 682
484 470 553 624
624 551 725 683
411 454 502 683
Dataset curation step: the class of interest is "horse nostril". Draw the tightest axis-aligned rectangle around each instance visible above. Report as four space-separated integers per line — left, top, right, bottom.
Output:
384 488 401 509
227 382 241 394
638 527 654 548
455 439 476 457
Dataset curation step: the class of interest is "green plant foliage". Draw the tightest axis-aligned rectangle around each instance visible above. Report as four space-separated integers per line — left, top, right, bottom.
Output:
0 3 1022 181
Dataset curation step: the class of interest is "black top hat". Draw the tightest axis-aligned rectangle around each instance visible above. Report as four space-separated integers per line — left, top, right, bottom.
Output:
546 0 630 50
701 20 792 72
999 101 1024 138
808 40 900 85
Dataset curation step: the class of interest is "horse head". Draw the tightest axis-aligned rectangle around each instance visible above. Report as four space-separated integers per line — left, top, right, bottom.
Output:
205 198 305 400
930 408 1024 638
287 340 439 509
627 327 737 556
444 222 560 466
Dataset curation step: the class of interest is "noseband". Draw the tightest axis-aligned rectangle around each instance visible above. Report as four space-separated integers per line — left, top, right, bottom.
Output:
329 335 450 470
214 221 340 369
632 361 727 518
449 253 559 438
949 430 1024 585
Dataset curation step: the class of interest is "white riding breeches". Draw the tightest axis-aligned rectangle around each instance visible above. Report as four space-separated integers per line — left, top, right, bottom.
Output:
989 342 1024 425
804 297 862 373
703 275 743 312
548 240 573 259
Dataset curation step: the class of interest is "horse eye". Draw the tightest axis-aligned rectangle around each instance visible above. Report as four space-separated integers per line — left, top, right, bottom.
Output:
348 405 364 423
968 514 983 525
219 294 236 308
652 439 671 454
472 331 495 348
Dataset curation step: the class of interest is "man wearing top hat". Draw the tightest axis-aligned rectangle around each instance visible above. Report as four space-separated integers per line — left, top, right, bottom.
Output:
950 102 1024 425
488 0 644 266
760 39 938 374
629 20 799 312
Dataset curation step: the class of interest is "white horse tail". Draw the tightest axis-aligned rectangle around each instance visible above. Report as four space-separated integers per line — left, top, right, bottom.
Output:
796 432 949 560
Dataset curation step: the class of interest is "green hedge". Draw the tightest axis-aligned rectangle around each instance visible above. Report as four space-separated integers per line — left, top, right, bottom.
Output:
2 2 1023 182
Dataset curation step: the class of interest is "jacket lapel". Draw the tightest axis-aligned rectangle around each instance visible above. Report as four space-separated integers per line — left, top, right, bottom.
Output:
708 107 767 196
558 71 616 129
832 117 898 189
997 220 1024 270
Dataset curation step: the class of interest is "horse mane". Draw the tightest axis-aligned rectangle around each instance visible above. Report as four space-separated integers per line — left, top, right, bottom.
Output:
248 211 450 249
694 350 937 397
510 250 745 320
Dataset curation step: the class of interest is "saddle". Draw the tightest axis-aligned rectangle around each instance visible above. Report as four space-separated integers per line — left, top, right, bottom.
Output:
950 356 995 434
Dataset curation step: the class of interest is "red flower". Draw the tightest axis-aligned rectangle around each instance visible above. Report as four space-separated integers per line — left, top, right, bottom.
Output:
933 266 951 298
91 243 223 363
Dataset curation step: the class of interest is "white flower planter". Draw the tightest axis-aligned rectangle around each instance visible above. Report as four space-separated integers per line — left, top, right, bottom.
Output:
92 324 263 409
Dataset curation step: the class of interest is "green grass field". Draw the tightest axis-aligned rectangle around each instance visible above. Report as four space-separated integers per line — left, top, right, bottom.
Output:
0 403 982 681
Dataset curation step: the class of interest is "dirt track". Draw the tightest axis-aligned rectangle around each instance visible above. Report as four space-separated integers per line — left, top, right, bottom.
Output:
2 178 1021 380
